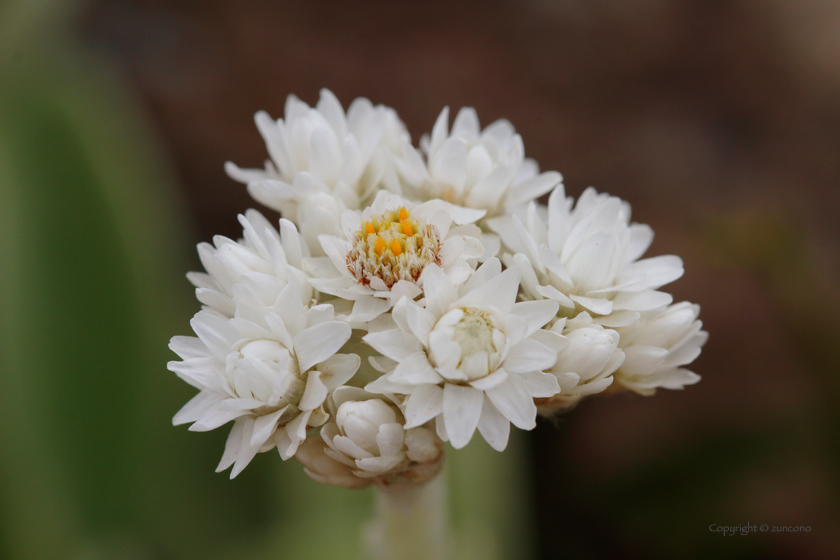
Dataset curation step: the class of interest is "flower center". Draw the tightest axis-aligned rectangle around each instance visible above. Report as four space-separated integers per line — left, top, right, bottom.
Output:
346 206 441 288
451 308 503 357
433 307 506 381
225 339 303 418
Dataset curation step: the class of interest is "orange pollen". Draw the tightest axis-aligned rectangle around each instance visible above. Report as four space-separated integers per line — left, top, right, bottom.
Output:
401 219 413 236
365 222 375 234
398 207 408 221
375 236 386 256
391 239 402 256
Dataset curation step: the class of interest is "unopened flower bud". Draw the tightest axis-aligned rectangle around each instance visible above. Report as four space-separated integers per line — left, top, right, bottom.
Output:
336 399 398 456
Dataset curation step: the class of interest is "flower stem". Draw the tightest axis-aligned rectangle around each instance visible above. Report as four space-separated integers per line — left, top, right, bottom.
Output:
365 474 448 560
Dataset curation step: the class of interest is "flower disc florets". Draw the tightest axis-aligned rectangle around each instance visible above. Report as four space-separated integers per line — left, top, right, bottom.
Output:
347 206 441 289
307 191 484 323
432 307 506 381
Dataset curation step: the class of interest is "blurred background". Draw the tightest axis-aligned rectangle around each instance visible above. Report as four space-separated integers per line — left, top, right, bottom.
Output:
2 0 839 559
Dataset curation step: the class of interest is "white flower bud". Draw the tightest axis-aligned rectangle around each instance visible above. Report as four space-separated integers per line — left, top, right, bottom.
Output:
300 387 445 488
538 313 624 413
336 399 398 456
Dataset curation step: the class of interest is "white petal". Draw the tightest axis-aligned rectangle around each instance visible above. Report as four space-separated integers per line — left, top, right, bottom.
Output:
305 304 335 328
504 338 557 373
419 264 457 318
390 352 444 385
486 374 538 430
456 266 520 316
625 224 654 263
230 417 262 478
168 357 221 390
478 232 501 262
469 368 509 390
356 455 404 474
529 329 567 353
510 299 560 338
476 395 510 451
431 137 467 192
190 311 238 361
429 107 450 154
612 290 673 312
519 371 560 398
546 184 569 255
376 423 406 457
427 330 463 372
363 329 423 362
461 258 500 297
596 310 641 328
190 405 249 432
506 171 562 208
216 419 245 473
318 354 361 390
621 346 669 375
621 255 684 291
443 384 484 449
294 321 352 373
405 300 438 346
250 409 284 446
346 296 391 323
334 435 374 460
173 390 224 425
404 384 444 428
299 370 329 410
538 245 574 290
570 294 614 315
452 106 480 136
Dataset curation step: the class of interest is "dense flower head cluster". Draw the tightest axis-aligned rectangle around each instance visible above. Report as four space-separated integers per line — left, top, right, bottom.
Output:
169 89 707 485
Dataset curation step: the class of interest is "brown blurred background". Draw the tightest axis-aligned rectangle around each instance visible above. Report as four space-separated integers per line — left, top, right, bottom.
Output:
80 0 840 558
2 1 839 559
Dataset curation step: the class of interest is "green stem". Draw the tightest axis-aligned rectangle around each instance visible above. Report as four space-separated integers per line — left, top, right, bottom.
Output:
365 474 448 560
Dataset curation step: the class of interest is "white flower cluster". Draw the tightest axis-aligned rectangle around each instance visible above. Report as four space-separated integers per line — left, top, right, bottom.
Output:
169 89 707 487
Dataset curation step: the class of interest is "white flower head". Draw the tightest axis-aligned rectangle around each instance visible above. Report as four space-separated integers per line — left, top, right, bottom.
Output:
188 211 312 317
295 387 444 489
362 259 561 451
488 185 684 327
398 107 561 219
226 89 410 250
613 302 707 395
536 312 625 414
306 191 485 324
168 282 360 478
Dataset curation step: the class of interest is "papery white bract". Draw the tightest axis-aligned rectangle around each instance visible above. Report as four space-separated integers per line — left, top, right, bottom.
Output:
396 107 562 260
226 89 409 252
398 107 561 217
306 191 485 323
188 210 312 317
488 185 683 328
362 259 561 451
613 302 707 394
172 92 706 485
536 312 625 413
169 234 360 476
296 387 444 488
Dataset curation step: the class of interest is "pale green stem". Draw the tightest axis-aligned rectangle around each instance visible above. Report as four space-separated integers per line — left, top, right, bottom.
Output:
365 474 448 560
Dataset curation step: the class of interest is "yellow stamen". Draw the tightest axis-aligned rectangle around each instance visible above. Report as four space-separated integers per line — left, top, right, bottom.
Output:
391 239 402 256
365 222 375 235
375 236 386 256
398 207 408 221
401 219 413 236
